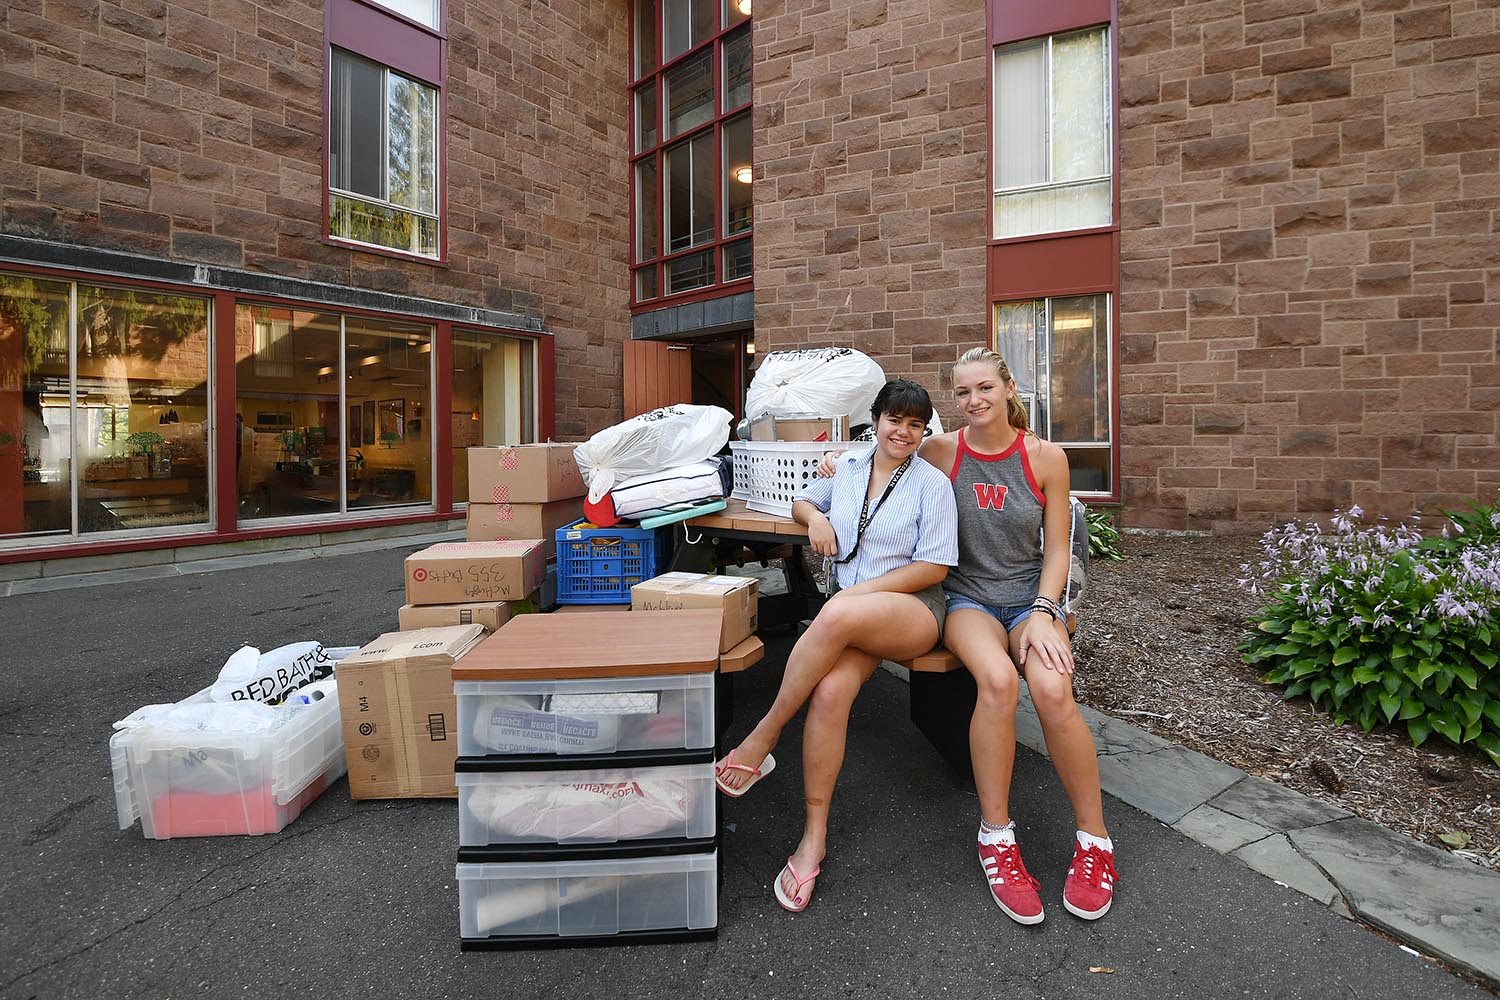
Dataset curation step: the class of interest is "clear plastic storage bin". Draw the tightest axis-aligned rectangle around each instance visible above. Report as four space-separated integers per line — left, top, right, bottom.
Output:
457 761 716 846
456 852 717 939
110 685 346 839
455 673 715 757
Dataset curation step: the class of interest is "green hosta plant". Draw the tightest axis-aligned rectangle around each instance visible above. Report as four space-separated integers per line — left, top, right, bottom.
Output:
1085 506 1124 561
1239 501 1500 767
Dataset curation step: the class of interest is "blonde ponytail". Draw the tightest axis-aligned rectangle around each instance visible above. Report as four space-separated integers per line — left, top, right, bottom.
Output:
954 347 1029 432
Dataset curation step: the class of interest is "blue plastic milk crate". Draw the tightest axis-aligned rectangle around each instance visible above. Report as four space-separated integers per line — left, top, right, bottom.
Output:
554 520 674 604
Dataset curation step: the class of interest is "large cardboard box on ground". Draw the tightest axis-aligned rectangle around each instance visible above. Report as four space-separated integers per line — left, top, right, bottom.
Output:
465 497 585 560
398 600 516 633
405 540 546 605
467 443 586 504
336 625 485 799
630 572 759 653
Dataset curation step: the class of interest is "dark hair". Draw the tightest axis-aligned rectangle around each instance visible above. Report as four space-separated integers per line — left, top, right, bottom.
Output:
870 378 933 426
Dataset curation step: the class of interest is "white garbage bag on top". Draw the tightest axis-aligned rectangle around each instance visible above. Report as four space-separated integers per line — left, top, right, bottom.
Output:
209 641 337 704
573 404 732 503
744 348 889 429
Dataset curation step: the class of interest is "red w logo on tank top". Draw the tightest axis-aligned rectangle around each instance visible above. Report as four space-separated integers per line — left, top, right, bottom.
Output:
973 482 1008 510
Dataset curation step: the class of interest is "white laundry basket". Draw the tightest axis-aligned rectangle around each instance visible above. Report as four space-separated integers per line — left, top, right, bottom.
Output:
728 441 869 516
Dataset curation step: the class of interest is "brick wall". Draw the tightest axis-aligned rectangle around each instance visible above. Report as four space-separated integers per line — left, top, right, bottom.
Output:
1119 0 1500 530
752 0 990 417
0 0 630 439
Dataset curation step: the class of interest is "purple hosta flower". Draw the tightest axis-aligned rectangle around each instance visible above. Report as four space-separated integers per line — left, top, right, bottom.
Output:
1490 511 1500 528
1373 613 1396 629
1348 504 1364 519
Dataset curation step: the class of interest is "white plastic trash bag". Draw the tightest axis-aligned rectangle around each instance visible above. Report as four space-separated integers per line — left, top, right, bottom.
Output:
210 641 336 704
573 404 732 502
745 348 889 429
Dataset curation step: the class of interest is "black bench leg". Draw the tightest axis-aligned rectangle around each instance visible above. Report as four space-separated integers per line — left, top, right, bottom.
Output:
909 669 977 782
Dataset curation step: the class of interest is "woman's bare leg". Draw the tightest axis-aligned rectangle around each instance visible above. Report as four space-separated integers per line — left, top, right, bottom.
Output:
1012 620 1106 837
780 649 881 903
719 592 937 790
943 608 1020 826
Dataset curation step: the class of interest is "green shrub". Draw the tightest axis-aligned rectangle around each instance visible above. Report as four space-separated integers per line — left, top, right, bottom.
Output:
1238 500 1500 767
1085 506 1124 561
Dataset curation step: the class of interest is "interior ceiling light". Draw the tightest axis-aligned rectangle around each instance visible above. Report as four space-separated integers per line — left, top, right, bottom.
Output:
733 165 753 184
736 0 751 14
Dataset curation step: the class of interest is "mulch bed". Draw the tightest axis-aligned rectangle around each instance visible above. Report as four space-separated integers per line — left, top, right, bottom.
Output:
1071 530 1500 872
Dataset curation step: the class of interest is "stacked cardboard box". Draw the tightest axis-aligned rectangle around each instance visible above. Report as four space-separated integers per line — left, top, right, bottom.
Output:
335 624 487 800
466 443 586 561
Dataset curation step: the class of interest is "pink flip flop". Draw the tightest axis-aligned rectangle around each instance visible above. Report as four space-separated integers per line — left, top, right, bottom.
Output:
773 857 821 912
714 749 776 798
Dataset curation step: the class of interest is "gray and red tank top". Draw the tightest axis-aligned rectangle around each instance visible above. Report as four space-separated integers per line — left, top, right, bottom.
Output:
945 427 1045 606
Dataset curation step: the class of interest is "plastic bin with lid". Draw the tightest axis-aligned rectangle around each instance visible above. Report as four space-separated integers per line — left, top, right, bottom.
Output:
452 609 722 757
456 755 716 846
456 851 717 942
110 679 347 840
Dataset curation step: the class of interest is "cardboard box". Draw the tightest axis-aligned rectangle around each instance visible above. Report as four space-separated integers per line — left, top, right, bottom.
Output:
405 540 546 605
398 600 516 633
468 443 585 504
335 625 485 799
750 414 849 443
630 572 759 653
465 497 585 560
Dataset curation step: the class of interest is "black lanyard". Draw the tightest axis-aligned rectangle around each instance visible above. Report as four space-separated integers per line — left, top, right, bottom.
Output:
835 455 912 565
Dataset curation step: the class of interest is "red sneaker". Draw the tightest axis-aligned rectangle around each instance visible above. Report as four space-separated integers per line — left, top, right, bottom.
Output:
977 840 1044 925
1062 842 1118 920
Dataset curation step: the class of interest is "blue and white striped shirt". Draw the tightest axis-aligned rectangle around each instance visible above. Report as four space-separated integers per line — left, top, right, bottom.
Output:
796 448 959 590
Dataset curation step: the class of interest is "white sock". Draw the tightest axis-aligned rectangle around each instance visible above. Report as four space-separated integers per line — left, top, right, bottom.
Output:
977 818 1016 846
1077 830 1113 853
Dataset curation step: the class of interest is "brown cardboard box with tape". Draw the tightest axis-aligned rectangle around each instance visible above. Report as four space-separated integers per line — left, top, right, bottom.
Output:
467 443 585 504
464 497 585 560
404 540 546 605
397 600 517 633
335 624 485 799
630 572 759 653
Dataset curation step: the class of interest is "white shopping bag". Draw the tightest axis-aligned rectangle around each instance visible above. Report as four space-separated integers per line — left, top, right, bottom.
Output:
573 404 732 503
745 348 889 430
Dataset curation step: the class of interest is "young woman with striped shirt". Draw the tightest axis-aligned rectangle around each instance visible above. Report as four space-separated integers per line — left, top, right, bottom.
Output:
714 378 959 912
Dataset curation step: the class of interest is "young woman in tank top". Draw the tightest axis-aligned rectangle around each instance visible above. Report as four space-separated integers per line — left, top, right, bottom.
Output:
915 347 1115 924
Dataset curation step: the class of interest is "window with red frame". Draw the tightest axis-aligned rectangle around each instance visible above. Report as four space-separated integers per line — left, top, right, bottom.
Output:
631 0 753 305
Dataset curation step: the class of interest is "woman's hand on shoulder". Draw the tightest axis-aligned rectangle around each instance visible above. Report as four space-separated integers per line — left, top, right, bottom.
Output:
917 432 957 473
815 449 846 479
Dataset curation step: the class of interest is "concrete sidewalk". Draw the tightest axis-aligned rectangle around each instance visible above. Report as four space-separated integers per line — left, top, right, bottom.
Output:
1 544 1495 999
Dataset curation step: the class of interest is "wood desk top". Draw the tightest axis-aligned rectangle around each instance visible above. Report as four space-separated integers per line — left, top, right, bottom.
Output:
684 498 809 537
452 608 723 680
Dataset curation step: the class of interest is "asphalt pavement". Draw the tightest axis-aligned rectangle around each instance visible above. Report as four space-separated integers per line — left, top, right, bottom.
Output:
0 545 1490 1000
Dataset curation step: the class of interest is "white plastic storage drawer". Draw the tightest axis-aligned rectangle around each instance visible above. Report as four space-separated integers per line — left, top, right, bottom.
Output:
455 673 715 757
456 852 718 939
457 761 716 846
110 685 346 839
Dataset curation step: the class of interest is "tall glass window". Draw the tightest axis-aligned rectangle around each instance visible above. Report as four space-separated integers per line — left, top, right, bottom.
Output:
329 49 440 258
450 332 537 502
0 272 211 544
993 26 1111 239
994 294 1113 495
631 0 752 304
234 306 433 520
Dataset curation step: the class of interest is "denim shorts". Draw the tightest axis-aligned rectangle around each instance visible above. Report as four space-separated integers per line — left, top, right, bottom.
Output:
943 591 1034 633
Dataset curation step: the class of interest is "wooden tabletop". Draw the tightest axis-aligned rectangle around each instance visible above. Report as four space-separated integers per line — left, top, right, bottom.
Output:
452 608 723 680
684 498 809 537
